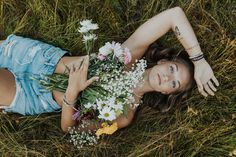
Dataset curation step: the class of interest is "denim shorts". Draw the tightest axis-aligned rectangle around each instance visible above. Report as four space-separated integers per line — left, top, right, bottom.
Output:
0 34 69 115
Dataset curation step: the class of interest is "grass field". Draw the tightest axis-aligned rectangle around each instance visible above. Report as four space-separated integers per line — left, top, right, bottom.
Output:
0 0 235 156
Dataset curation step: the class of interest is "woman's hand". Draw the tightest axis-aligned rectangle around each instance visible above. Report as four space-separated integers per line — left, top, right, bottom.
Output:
66 55 99 99
193 58 219 97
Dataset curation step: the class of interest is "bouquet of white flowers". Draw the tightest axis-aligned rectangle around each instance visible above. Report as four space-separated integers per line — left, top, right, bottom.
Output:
37 20 147 148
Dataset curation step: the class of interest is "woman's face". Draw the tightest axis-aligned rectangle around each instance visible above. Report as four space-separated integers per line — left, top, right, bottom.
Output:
148 60 191 94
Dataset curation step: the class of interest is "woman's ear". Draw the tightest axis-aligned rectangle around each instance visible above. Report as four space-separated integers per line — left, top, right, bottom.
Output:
157 59 168 65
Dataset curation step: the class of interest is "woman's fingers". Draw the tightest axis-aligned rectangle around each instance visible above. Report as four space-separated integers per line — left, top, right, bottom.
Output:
70 64 75 74
200 88 208 97
86 76 99 86
195 77 202 90
76 58 84 71
197 79 208 97
80 55 89 72
195 77 207 97
212 76 219 87
203 83 214 96
207 81 217 92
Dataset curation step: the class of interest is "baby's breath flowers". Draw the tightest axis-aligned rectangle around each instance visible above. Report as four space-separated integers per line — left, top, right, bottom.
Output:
68 120 98 149
37 19 147 149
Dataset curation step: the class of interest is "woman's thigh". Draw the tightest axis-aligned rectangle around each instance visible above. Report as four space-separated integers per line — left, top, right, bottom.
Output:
0 68 16 106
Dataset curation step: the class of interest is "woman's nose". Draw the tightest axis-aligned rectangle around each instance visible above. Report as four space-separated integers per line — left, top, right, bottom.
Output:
163 75 169 82
163 74 173 82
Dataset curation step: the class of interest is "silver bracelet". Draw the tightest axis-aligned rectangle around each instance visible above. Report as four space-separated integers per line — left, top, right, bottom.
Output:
63 94 77 107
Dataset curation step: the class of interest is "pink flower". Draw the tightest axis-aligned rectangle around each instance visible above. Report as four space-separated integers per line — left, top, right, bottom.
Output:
97 54 107 61
124 48 132 64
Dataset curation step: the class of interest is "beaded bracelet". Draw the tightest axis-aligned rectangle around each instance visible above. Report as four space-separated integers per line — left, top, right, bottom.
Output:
62 94 77 107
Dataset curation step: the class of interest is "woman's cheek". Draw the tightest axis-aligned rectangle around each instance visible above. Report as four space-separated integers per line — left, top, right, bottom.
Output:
163 83 171 93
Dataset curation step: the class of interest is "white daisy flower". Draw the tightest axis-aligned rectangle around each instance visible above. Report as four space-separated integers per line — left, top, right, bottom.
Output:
98 42 112 56
106 97 123 110
106 97 116 107
78 26 90 33
84 103 94 109
78 20 99 33
98 41 124 59
86 23 99 30
80 19 93 26
83 34 97 42
111 42 123 59
112 103 123 111
96 99 106 111
98 106 116 121
98 43 113 56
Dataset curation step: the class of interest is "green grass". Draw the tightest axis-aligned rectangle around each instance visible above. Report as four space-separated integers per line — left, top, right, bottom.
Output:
0 0 235 156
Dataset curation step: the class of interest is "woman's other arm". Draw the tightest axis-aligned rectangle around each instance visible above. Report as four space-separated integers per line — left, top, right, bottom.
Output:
73 107 136 133
60 55 99 132
113 107 137 129
122 7 219 97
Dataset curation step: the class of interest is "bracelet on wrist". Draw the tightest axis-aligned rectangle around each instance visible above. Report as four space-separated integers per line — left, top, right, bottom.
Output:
189 52 203 59
189 53 204 62
63 94 77 107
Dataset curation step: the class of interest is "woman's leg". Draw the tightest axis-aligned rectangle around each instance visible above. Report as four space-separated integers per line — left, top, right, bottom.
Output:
0 68 16 106
0 38 16 106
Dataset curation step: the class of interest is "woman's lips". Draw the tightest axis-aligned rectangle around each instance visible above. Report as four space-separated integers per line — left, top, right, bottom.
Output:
157 73 161 85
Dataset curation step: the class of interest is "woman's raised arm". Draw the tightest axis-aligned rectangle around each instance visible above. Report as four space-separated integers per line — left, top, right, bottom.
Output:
122 7 191 60
122 7 219 97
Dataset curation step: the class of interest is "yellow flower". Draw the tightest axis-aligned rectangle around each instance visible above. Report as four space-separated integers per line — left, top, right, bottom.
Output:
95 122 118 137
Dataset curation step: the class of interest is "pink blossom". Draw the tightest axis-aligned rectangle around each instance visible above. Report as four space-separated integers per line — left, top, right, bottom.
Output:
124 49 132 64
97 54 107 61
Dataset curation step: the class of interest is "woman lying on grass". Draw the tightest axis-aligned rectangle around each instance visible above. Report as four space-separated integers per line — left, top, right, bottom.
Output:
0 7 219 133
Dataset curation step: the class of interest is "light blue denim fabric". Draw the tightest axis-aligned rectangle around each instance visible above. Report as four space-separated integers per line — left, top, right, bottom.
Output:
0 34 69 115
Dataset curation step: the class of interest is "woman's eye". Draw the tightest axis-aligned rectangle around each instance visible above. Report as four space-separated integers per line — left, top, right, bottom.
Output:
170 65 174 73
172 81 176 88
